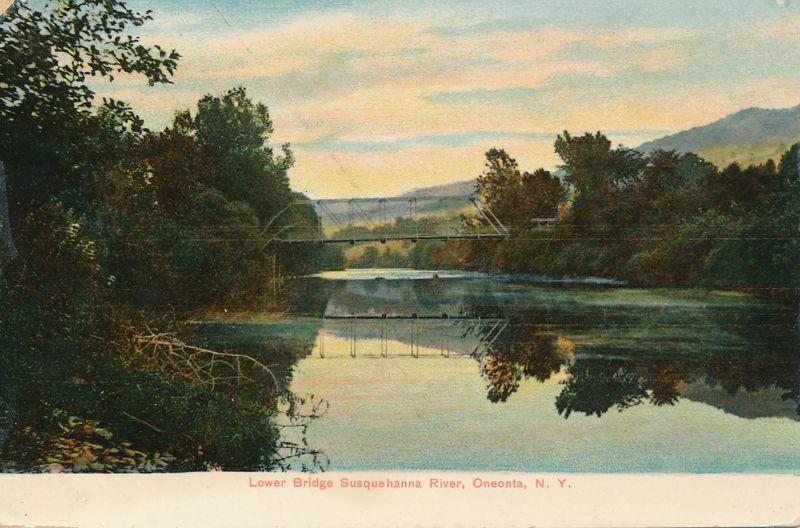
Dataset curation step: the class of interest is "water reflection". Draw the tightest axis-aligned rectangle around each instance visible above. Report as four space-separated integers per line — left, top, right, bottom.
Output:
471 311 800 419
290 273 800 423
196 320 331 471
475 330 566 403
273 393 331 472
236 271 800 472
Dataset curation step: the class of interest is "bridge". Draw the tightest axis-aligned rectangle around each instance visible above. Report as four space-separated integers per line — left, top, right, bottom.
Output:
280 194 556 244
313 313 509 359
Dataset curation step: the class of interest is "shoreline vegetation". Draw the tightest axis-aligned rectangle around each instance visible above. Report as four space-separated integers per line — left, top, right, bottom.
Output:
0 0 331 472
0 0 798 472
340 142 799 300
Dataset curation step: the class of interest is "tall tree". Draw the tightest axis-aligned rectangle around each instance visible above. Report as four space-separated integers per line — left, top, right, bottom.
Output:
0 0 180 329
554 131 644 230
520 168 566 220
183 88 295 225
476 148 522 223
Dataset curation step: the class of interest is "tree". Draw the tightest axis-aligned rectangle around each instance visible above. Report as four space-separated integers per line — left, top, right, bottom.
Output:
183 88 295 225
520 168 566 220
554 131 644 230
460 134 797 290
1 1 335 472
0 0 179 212
137 129 217 218
476 148 522 223
0 0 180 336
158 88 327 285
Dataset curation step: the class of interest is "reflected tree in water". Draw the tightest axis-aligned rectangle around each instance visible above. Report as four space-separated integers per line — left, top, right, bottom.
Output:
645 364 686 406
481 332 566 403
555 359 649 418
463 312 568 403
464 307 800 419
272 393 330 472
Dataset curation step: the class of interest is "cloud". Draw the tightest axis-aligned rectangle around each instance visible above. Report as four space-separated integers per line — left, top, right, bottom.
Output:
297 127 673 154
93 3 800 198
137 8 693 101
142 12 427 81
297 130 557 152
249 19 697 145
425 16 544 37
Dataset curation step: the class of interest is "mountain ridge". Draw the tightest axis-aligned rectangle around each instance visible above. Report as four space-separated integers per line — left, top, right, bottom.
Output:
637 103 800 154
396 179 477 199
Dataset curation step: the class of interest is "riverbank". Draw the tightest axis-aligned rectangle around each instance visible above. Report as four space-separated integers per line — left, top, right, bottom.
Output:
0 315 317 473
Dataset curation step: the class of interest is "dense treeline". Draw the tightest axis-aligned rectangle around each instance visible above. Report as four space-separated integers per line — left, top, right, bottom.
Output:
336 137 799 289
0 0 330 470
459 134 800 291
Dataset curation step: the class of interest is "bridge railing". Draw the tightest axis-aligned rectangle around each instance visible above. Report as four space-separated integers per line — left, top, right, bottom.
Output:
281 224 509 243
280 194 520 243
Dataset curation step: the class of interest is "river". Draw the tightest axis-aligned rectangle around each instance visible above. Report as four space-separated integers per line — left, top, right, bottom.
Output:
205 268 800 472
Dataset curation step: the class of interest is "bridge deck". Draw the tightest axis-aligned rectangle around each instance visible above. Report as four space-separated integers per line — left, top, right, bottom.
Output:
322 315 507 321
282 232 510 243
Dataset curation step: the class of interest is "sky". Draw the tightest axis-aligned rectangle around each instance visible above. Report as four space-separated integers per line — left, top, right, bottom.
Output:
83 0 800 198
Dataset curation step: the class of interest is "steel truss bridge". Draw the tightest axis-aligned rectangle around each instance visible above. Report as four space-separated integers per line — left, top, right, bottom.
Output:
281 195 556 244
314 314 509 359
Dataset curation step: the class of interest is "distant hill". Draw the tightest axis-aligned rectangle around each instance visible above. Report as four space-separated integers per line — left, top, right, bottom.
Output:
313 179 477 230
638 104 800 166
397 179 476 199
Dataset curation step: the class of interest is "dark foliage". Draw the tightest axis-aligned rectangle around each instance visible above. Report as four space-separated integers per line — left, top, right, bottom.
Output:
461 135 800 292
0 1 326 471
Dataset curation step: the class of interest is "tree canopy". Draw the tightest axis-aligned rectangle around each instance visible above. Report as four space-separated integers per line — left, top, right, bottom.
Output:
0 0 330 472
466 134 799 290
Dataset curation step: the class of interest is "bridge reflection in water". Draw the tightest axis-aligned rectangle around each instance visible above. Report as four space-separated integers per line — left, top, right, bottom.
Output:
314 315 508 359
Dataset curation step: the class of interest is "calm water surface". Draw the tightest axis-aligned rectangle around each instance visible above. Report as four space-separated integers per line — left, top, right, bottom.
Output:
224 269 800 472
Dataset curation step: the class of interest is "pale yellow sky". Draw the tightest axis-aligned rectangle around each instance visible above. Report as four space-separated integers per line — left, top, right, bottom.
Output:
89 0 800 198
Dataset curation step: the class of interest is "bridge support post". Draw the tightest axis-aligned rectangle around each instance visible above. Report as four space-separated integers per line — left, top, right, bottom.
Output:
410 316 420 358
380 314 388 358
440 322 449 358
347 200 353 230
350 316 356 358
410 319 414 357
413 198 418 240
